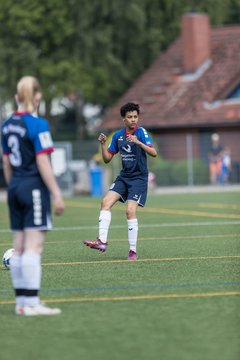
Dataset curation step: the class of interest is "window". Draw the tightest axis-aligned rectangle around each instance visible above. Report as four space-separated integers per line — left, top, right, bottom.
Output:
226 84 240 99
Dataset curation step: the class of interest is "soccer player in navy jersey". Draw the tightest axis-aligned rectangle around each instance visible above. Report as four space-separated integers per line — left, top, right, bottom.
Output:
1 76 64 316
84 102 157 260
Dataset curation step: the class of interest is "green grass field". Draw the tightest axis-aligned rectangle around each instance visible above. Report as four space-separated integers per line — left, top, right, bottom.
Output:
0 190 240 360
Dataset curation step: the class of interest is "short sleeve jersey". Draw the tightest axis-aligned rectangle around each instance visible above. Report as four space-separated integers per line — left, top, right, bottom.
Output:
1 112 54 178
107 125 153 178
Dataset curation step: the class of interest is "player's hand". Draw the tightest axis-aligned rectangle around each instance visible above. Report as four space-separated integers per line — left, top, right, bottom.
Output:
98 133 107 144
53 195 65 215
127 134 139 144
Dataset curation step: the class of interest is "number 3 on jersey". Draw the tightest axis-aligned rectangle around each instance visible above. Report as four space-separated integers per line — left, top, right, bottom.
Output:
8 135 22 166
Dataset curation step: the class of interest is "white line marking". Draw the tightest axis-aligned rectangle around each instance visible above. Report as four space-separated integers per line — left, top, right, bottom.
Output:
1 221 240 233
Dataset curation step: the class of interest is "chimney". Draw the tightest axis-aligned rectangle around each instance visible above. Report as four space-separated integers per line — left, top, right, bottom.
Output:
182 13 210 73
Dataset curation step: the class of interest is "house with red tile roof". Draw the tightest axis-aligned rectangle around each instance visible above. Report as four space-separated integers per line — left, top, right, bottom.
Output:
101 12 240 181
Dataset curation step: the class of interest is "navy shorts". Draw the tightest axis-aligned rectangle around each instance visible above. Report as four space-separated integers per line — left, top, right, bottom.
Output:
109 175 148 207
7 176 52 231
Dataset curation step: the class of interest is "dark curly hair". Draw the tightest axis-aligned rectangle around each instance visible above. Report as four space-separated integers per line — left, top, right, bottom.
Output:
120 102 140 117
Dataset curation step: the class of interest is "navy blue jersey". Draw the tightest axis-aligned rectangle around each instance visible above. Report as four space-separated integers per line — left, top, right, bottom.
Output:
108 126 153 178
1 112 54 178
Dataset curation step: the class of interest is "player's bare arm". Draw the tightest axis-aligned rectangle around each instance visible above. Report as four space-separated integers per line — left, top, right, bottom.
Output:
36 153 65 215
126 135 157 157
98 133 113 163
2 154 12 184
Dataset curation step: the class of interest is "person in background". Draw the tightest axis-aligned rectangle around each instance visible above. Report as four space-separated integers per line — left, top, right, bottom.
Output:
208 133 223 185
1 76 65 316
221 147 232 184
83 102 157 260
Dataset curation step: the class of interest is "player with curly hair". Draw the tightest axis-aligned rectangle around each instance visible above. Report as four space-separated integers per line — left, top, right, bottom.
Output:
84 102 157 260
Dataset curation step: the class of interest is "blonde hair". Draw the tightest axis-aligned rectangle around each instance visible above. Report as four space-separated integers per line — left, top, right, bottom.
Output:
17 76 41 113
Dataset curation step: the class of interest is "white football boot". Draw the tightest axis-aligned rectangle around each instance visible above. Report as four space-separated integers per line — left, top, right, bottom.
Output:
22 303 62 316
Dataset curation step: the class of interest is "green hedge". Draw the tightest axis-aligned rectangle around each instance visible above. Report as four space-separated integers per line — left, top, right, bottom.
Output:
150 159 209 186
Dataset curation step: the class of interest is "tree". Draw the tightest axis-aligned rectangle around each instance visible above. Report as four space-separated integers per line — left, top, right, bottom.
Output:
0 0 239 136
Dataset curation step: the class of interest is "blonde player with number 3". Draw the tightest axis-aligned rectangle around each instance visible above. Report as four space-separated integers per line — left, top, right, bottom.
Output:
1 76 64 316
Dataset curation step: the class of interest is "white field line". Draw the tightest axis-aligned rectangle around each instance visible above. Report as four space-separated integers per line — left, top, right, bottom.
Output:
1 220 240 234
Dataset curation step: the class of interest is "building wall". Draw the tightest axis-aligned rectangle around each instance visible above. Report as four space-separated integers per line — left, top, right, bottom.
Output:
217 129 240 162
153 127 240 162
153 129 200 161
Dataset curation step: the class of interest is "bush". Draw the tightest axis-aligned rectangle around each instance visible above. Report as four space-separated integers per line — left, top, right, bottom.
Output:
150 159 209 186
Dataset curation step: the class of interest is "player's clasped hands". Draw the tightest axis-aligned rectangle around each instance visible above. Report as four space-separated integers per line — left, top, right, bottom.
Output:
127 134 138 143
98 133 107 144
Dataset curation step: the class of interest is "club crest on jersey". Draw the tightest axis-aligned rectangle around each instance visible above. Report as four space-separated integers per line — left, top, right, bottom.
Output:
122 144 132 153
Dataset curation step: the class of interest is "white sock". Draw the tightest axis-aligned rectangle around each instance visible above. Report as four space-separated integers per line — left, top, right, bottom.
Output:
98 210 111 243
22 252 41 306
127 219 138 252
10 254 25 306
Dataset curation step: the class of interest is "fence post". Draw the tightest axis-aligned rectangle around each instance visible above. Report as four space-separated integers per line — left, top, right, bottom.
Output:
186 134 194 186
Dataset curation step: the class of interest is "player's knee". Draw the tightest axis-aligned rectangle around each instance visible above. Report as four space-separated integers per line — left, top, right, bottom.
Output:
101 197 111 210
126 208 136 220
